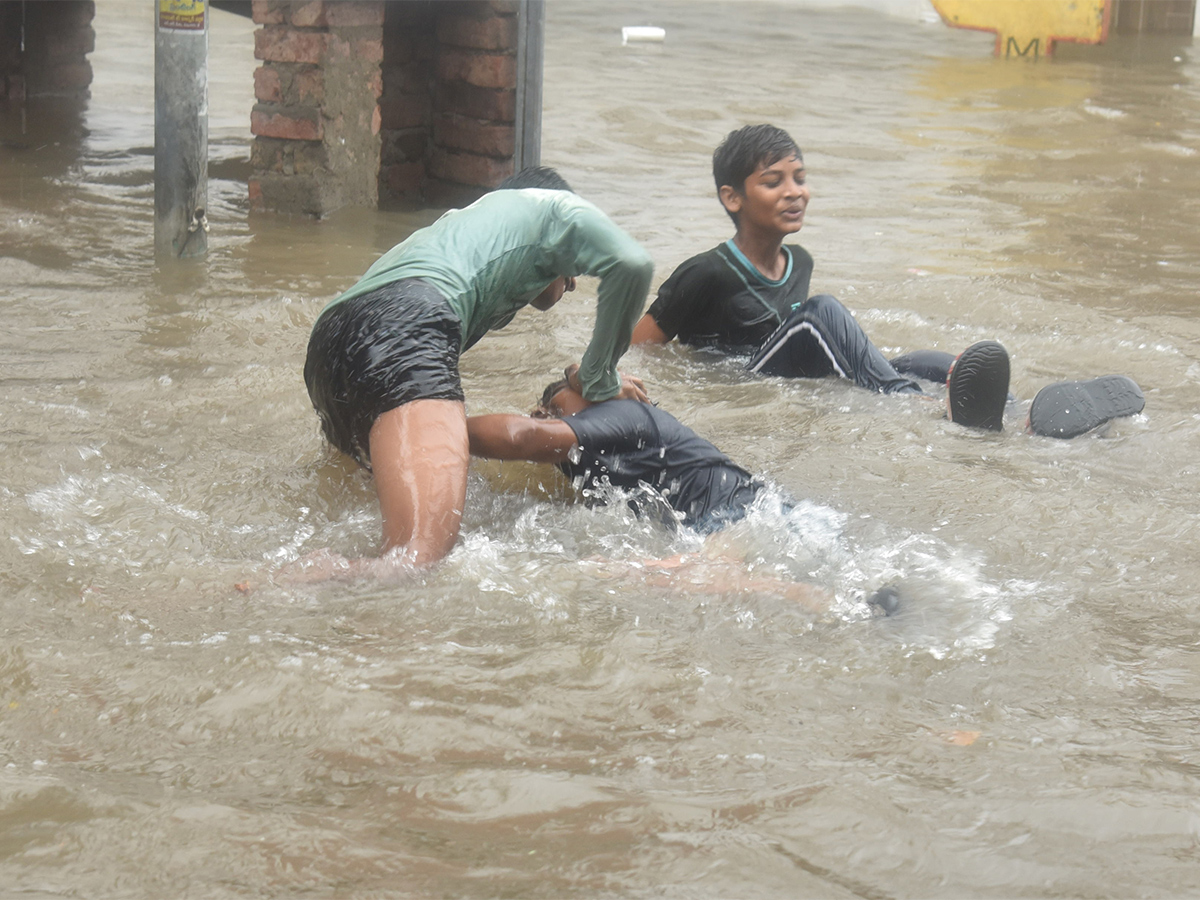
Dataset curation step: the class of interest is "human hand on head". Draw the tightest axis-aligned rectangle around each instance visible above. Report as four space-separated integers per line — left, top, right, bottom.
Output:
614 372 650 404
564 363 583 395
564 364 651 404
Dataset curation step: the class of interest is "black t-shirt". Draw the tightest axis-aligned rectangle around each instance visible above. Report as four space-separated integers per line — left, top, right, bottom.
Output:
647 241 815 352
557 400 759 529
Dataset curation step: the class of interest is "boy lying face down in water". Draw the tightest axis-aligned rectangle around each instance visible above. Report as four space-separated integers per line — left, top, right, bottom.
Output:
630 124 1144 437
468 369 762 533
466 371 897 615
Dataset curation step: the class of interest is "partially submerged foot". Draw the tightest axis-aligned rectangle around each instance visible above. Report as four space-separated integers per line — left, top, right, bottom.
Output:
1027 375 1144 439
868 585 902 616
947 340 1010 431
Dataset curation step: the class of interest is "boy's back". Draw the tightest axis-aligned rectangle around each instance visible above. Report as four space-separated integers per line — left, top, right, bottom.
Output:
556 400 759 528
326 189 652 353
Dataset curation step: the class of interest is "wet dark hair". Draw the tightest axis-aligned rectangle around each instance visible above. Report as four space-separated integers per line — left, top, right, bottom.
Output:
495 166 575 193
532 377 571 417
712 124 803 222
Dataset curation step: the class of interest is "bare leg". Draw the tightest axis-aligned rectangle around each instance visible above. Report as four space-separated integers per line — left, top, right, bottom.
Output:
368 399 469 567
587 552 831 614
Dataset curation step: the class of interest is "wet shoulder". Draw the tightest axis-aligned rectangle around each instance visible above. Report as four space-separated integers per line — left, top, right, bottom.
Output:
785 243 814 270
659 244 742 296
667 244 732 278
439 188 584 225
502 188 608 228
785 244 814 285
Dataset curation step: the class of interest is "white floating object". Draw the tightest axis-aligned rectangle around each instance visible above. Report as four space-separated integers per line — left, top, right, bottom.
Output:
622 26 665 44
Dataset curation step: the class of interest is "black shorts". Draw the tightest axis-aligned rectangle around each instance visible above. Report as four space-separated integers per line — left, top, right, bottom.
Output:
304 278 464 469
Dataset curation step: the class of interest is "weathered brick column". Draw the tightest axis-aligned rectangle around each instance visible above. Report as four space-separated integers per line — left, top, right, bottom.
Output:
251 0 536 217
422 1 519 206
0 0 94 103
376 1 435 206
250 0 384 216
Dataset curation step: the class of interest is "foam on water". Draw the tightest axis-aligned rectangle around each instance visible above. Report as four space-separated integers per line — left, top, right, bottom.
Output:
448 474 1017 661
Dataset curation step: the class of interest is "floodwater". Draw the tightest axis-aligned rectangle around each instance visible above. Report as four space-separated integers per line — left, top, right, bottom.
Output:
2 1 1199 896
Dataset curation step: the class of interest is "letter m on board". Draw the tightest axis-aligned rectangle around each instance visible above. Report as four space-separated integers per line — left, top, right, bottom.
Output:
1005 36 1041 59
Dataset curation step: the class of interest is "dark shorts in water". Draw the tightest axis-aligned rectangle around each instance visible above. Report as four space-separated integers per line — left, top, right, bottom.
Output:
304 278 464 469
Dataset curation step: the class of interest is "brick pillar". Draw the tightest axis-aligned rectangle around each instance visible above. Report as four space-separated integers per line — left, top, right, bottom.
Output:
378 0 521 209
378 0 435 206
250 0 384 217
250 0 533 216
423 0 519 207
0 0 94 103
0 2 23 103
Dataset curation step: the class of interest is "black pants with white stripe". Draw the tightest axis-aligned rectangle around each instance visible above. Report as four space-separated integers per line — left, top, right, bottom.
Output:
746 294 923 395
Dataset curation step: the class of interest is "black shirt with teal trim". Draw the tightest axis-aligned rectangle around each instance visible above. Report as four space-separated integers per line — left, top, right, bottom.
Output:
557 400 760 531
647 241 814 352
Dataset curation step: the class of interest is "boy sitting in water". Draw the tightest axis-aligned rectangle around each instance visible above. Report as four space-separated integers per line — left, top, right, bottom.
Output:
630 124 1144 436
630 123 1010 429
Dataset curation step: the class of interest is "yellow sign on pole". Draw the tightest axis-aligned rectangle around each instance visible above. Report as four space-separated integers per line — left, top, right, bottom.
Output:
158 0 206 33
930 0 1110 58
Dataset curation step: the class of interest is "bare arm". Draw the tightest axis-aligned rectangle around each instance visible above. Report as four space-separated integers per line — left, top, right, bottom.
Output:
466 414 578 464
631 313 670 345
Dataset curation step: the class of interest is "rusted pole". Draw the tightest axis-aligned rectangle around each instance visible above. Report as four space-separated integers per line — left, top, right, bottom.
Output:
154 0 208 259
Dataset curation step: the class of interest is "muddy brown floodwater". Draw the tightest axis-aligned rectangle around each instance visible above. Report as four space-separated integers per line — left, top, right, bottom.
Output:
2 2 1199 897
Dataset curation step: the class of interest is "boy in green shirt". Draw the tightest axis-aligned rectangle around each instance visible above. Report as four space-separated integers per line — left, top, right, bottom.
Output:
303 167 653 572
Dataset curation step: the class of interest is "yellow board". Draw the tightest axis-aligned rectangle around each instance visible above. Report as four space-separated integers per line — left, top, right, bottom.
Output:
931 0 1110 58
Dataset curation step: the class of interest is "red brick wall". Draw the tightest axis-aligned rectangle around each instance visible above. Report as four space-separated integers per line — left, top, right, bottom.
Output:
250 0 385 216
378 0 436 206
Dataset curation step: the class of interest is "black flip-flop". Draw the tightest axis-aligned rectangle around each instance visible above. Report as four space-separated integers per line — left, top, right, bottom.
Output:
947 340 1010 432
1027 375 1144 439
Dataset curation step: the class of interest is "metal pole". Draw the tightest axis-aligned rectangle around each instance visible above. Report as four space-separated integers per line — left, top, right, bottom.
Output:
514 0 544 172
154 0 208 259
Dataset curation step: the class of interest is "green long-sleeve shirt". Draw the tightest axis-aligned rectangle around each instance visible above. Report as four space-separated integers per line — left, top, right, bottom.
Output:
319 189 654 401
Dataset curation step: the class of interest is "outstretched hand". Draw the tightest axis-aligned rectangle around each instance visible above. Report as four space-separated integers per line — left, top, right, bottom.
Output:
582 552 831 613
274 548 358 584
